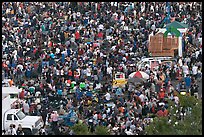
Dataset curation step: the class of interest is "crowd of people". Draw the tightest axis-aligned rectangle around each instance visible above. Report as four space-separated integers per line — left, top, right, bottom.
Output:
2 2 202 135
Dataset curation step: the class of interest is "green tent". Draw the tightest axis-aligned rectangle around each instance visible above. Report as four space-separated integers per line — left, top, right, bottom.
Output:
164 26 181 37
165 21 188 29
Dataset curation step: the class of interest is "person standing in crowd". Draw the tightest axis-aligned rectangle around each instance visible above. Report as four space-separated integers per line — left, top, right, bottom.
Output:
184 74 192 93
1 2 202 135
17 124 24 135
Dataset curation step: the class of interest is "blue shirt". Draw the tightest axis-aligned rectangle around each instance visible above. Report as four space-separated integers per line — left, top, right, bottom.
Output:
185 77 191 87
57 89 63 95
86 91 92 97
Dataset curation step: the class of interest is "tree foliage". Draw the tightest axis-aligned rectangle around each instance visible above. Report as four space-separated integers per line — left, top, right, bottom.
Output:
71 123 92 135
94 125 110 135
71 123 110 135
145 95 202 135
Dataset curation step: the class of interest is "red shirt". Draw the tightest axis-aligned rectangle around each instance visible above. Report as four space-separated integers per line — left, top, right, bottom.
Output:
75 31 80 40
159 91 165 99
33 48 37 54
68 70 72 76
97 3 100 10
98 32 103 38
48 41 53 47
19 91 24 99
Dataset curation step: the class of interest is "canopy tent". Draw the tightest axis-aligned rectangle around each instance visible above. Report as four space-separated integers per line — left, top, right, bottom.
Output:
165 21 188 29
164 26 181 37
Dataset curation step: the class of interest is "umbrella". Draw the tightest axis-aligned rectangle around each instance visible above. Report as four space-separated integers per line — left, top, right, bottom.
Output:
129 71 149 79
128 77 146 84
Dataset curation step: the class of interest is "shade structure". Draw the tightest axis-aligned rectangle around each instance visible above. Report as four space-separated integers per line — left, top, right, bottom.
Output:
165 21 188 29
128 77 146 84
129 71 149 79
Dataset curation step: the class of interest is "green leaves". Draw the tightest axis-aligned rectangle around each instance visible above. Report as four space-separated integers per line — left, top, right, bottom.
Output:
70 123 111 135
95 125 110 135
145 95 202 135
71 123 92 135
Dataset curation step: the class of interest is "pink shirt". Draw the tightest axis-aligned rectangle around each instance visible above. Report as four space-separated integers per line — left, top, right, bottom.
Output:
51 113 58 122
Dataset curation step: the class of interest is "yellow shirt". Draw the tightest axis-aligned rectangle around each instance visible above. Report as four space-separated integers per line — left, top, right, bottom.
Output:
10 10 14 15
88 100 92 105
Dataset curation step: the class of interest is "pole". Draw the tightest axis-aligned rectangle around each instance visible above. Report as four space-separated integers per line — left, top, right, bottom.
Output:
178 33 182 57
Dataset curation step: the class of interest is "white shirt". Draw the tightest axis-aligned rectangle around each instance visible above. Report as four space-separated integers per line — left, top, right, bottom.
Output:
125 130 134 135
93 114 98 120
192 65 198 75
195 51 200 59
95 83 101 89
11 128 17 135
120 15 124 21
174 96 179 104
182 65 189 73
86 68 91 76
102 113 106 119
76 12 81 17
98 24 104 30
133 10 137 17
23 103 30 113
56 69 60 75
139 94 145 102
60 69 64 76
124 26 128 31
178 59 183 67
56 48 60 54
104 92 111 101
107 67 113 75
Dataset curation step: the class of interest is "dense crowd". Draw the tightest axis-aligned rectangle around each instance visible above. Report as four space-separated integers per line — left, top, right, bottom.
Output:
2 2 202 135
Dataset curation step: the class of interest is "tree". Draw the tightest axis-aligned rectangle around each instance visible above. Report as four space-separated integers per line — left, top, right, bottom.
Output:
144 95 202 135
71 123 92 135
95 125 110 135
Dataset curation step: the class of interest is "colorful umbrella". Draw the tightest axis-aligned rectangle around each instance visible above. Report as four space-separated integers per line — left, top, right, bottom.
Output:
128 77 146 84
128 71 149 79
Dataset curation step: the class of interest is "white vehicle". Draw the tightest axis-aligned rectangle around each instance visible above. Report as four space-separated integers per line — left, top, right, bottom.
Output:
2 79 11 87
2 95 43 135
2 87 21 99
136 57 175 70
